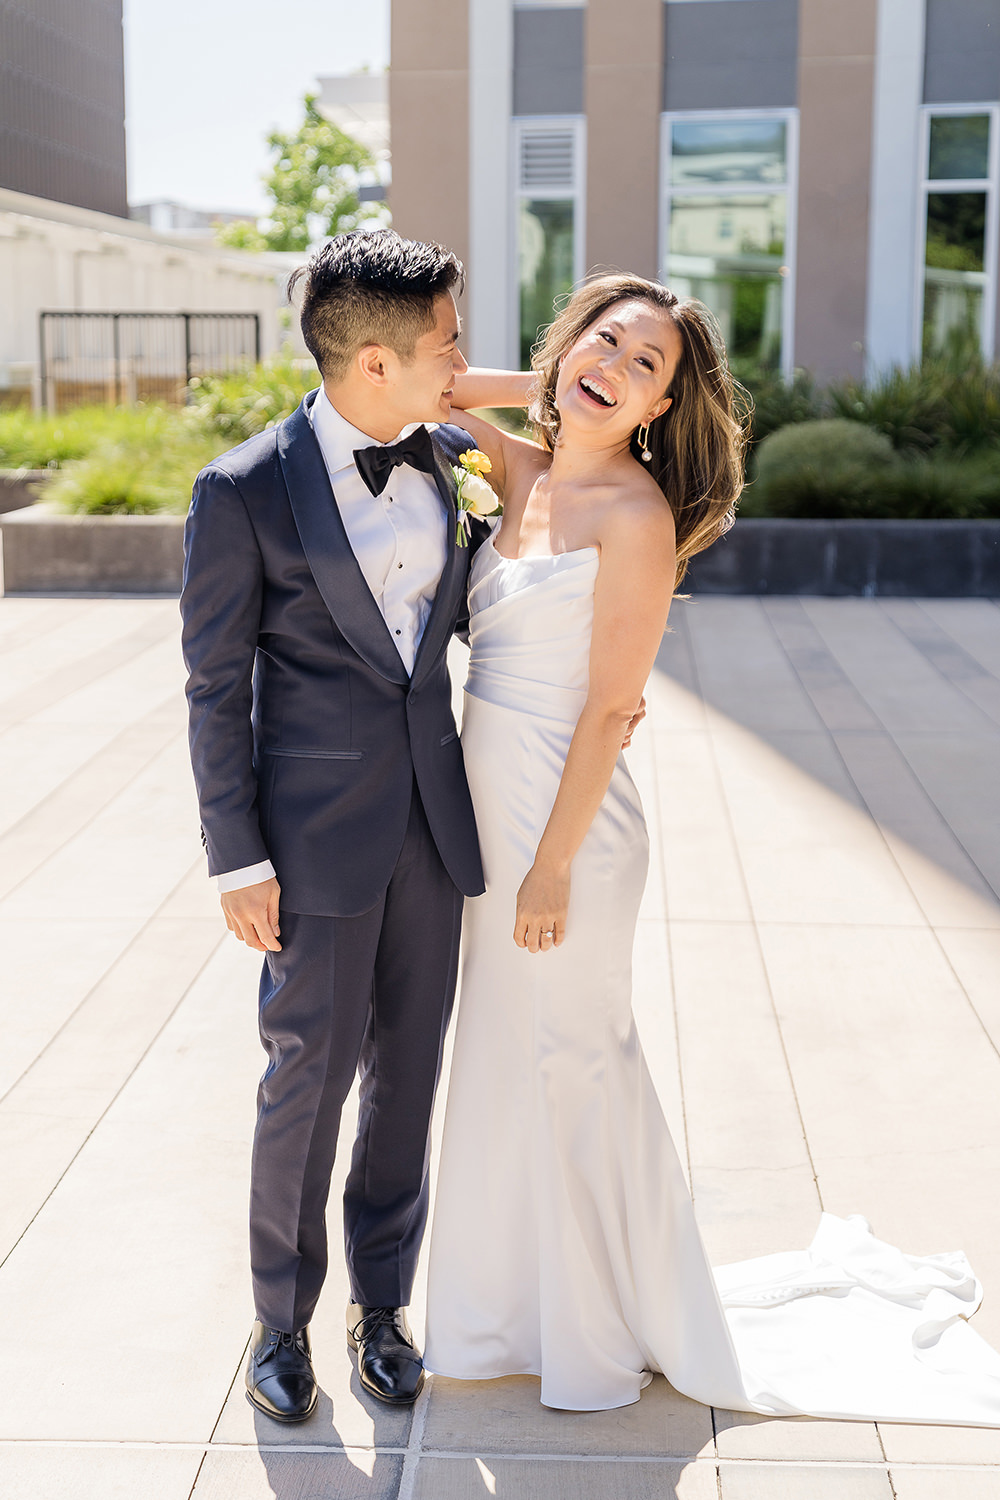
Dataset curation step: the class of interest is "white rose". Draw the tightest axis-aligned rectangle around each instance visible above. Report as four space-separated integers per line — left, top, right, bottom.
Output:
461 471 498 517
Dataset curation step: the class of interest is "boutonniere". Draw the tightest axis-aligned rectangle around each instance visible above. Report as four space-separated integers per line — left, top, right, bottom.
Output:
452 449 502 547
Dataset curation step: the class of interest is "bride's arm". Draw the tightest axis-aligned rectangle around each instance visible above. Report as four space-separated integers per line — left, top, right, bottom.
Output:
446 369 539 500
451 368 533 410
513 499 676 954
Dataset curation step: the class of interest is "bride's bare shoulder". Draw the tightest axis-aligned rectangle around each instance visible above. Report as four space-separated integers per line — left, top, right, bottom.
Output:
597 467 676 555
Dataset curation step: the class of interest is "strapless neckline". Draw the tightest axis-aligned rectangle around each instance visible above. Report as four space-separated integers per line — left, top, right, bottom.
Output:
486 533 599 564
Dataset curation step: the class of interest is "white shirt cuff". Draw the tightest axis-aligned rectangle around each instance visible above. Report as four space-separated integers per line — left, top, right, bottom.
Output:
215 860 276 894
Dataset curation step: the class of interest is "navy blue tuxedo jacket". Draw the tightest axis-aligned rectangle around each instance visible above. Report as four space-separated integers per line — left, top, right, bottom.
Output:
180 389 486 917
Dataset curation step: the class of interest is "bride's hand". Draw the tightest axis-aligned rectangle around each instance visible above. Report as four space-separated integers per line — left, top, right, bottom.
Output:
622 694 646 748
514 860 569 953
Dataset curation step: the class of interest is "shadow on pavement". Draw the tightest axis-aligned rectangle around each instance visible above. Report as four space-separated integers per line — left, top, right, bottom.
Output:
653 596 1000 911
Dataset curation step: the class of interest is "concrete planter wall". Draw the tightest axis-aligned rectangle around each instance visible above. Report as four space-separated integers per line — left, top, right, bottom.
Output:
1 509 998 599
0 505 185 594
687 519 1000 597
0 468 48 514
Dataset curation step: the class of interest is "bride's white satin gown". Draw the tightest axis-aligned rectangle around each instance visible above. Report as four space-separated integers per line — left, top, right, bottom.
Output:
424 534 1000 1423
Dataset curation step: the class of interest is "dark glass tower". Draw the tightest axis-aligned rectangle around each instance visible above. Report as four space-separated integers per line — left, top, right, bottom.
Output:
0 0 128 218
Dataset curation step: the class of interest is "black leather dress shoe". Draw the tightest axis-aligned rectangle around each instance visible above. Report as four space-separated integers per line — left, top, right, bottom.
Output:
245 1320 319 1423
347 1303 425 1404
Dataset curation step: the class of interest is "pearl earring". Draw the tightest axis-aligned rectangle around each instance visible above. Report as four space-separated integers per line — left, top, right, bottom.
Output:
637 423 652 462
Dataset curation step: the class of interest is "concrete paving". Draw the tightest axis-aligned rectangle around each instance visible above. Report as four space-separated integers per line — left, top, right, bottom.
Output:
1 593 999 1499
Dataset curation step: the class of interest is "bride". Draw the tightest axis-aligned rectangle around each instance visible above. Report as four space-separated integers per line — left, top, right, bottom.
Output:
427 272 1000 1423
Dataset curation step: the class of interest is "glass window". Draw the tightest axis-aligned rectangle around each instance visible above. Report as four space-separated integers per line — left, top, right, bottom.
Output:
669 119 787 187
514 121 582 368
920 111 995 360
519 200 575 366
662 113 794 372
928 114 990 181
668 194 786 365
923 191 987 358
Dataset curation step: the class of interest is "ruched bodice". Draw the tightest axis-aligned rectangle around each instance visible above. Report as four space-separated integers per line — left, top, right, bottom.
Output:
465 536 599 723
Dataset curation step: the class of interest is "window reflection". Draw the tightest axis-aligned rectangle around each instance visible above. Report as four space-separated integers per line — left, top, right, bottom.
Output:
669 119 787 187
922 191 987 358
667 194 786 367
664 114 792 370
928 115 990 182
921 109 993 359
519 199 575 367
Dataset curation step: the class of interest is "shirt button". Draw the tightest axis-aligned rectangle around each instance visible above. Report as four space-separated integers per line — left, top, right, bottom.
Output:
395 629 402 636
398 562 403 569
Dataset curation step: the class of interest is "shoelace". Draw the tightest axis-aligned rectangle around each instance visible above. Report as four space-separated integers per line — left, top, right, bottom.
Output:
260 1328 307 1361
351 1306 403 1346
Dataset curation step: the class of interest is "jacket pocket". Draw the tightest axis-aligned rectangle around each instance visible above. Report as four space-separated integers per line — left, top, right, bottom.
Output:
439 730 459 747
262 748 364 760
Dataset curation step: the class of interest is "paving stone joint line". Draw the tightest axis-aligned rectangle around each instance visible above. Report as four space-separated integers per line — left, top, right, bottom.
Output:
1 1438 998 1473
765 605 1000 1069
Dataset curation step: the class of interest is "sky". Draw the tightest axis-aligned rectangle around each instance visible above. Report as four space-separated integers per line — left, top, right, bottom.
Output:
123 0 390 214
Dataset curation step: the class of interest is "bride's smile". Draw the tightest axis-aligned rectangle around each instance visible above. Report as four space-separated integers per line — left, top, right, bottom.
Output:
554 298 682 446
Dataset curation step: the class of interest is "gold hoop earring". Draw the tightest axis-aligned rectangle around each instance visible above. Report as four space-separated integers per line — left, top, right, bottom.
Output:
637 423 652 462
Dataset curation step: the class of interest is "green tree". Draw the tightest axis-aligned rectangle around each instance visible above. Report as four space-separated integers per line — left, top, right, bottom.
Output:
217 92 386 253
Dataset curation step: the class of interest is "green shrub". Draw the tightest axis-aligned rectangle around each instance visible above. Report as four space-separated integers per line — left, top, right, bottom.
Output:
27 352 1000 520
873 451 1000 519
930 366 1000 456
189 354 318 444
35 356 318 514
0 405 159 470
826 365 945 453
749 418 896 518
746 416 1000 520
735 355 1000 462
730 360 824 451
47 408 220 516
802 359 1000 457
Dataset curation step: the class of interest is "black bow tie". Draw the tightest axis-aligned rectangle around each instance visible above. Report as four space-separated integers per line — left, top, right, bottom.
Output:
353 426 435 497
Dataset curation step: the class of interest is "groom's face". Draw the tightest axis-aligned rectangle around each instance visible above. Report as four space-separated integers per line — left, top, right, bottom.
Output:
388 292 468 426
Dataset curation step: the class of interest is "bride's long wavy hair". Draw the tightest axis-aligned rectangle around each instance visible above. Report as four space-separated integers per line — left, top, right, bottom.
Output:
528 274 750 592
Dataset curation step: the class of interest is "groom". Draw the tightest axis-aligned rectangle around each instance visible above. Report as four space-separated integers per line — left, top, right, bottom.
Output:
180 229 489 1422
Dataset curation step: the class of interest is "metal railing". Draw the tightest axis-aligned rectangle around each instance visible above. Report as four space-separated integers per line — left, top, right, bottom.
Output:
38 311 262 411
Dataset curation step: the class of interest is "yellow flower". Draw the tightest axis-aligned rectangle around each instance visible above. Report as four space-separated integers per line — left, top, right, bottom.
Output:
459 449 492 478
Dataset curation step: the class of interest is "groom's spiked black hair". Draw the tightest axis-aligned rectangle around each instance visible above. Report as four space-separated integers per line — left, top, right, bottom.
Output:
288 229 465 381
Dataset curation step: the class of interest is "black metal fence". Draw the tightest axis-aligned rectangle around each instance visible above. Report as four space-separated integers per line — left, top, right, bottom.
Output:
39 311 261 411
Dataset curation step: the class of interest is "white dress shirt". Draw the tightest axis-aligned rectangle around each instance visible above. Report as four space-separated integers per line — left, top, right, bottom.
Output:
215 388 450 893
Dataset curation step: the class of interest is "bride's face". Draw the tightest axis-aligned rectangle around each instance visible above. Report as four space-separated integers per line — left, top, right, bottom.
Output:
554 299 682 444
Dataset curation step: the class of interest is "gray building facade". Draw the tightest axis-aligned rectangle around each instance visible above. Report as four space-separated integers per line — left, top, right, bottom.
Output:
0 0 128 219
390 0 1000 384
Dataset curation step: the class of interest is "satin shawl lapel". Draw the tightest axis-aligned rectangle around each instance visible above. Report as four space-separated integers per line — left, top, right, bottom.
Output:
411 437 465 688
277 391 409 686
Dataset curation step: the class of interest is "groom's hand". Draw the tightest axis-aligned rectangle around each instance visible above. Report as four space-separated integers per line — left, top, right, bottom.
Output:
221 877 282 952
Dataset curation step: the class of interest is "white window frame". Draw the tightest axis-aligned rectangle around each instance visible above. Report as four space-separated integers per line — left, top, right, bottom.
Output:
914 102 1000 362
659 108 799 379
510 115 587 369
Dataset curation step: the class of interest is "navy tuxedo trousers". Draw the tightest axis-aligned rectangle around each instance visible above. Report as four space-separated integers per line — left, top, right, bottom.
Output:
249 781 463 1333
